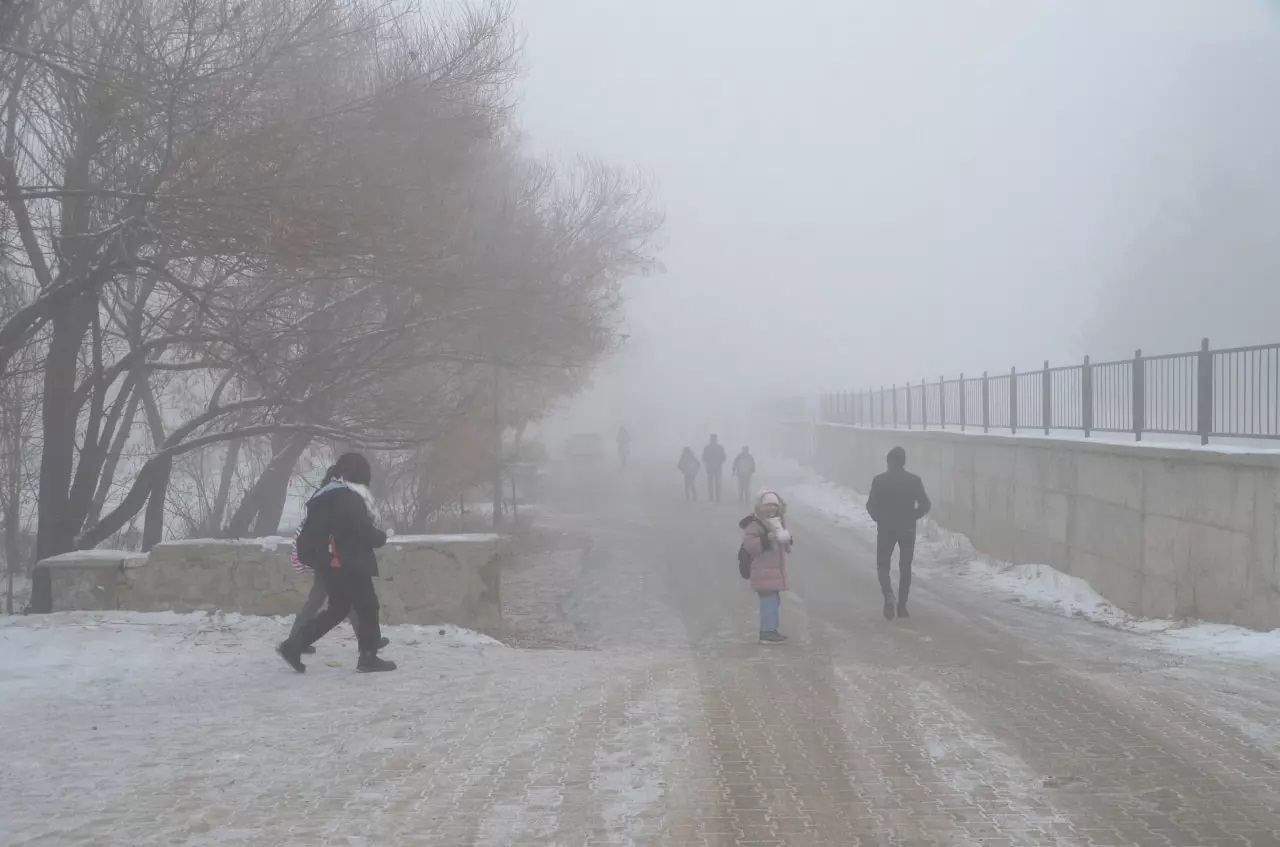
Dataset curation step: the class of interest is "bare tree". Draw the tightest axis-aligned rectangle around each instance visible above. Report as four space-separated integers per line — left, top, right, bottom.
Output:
1 0 662 613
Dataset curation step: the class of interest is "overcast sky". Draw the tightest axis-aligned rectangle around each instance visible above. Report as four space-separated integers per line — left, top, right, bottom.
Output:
515 0 1280 433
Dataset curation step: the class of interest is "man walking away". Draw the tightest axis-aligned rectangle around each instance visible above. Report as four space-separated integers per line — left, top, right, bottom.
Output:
732 446 756 502
702 435 727 503
865 446 931 620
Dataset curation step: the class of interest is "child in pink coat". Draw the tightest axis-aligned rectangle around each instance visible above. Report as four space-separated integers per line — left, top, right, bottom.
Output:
740 490 793 643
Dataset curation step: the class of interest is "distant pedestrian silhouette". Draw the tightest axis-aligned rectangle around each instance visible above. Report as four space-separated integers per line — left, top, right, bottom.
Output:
617 426 631 467
732 447 756 502
677 447 701 501
701 435 727 503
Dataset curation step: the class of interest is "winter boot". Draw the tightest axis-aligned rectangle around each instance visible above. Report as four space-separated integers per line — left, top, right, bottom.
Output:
378 636 390 650
277 641 306 673
357 652 397 673
897 601 910 619
759 631 788 644
883 595 896 621
301 645 317 654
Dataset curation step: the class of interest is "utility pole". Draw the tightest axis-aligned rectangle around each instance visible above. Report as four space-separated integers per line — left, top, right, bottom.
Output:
492 363 502 528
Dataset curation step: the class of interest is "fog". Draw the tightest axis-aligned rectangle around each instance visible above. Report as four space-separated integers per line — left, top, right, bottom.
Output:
518 1 1280 437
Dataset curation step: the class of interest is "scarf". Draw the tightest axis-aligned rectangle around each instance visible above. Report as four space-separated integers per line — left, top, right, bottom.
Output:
308 479 379 523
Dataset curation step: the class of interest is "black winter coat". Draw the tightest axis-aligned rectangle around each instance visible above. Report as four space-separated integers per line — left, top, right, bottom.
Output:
296 485 387 577
866 468 931 536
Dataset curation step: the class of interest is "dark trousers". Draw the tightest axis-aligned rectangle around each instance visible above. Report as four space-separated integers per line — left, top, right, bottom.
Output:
683 474 698 501
876 528 915 605
737 474 752 502
706 469 722 502
289 574 360 640
289 566 383 654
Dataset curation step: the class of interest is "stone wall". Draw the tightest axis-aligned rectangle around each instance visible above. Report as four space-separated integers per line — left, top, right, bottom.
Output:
35 534 506 633
771 421 1280 630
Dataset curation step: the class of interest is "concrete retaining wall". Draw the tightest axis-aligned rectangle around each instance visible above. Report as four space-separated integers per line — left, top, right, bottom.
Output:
770 421 1280 630
36 534 506 633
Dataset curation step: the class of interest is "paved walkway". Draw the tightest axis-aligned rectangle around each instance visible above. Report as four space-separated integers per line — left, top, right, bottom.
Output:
7 468 1280 845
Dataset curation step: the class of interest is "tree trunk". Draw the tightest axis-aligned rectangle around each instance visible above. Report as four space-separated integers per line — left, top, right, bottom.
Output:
141 455 171 552
249 434 310 536
4 489 18 615
225 434 310 537
31 295 94 612
206 438 242 535
86 389 141 528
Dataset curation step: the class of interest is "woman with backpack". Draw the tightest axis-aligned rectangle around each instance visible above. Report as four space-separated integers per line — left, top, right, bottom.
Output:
739 489 793 644
677 447 701 501
277 453 395 673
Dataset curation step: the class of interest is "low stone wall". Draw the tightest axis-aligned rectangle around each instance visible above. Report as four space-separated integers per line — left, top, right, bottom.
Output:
35 534 507 633
772 421 1280 630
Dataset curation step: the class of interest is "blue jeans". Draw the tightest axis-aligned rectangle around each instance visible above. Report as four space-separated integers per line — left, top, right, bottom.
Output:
759 591 780 632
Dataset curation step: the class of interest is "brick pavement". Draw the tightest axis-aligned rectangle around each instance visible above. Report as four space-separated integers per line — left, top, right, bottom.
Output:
7 473 1280 845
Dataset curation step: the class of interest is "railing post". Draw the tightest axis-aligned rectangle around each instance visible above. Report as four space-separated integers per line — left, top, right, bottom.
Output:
1082 356 1093 437
1133 349 1144 441
939 376 946 430
1042 360 1051 435
1010 366 1018 435
1198 337 1212 445
905 383 912 430
959 373 966 431
880 386 886 428
982 371 989 433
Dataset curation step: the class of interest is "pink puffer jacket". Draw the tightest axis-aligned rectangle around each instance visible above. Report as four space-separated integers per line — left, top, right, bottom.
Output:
742 518 788 593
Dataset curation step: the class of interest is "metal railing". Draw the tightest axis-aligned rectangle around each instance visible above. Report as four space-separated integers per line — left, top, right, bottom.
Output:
818 339 1280 444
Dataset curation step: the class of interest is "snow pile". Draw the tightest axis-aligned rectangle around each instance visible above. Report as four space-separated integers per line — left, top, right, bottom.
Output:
154 537 291 551
953 560 1148 630
772 457 1280 662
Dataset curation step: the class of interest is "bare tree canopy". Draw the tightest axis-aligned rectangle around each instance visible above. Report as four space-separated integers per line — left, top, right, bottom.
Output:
0 0 662 612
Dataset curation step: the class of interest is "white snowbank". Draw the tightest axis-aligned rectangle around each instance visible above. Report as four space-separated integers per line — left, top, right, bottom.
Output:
818 421 1280 455
387 533 503 544
38 549 149 565
774 457 1280 663
154 536 291 550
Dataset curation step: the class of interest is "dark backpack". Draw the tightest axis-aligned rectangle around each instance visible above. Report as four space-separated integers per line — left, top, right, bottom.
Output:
736 515 765 579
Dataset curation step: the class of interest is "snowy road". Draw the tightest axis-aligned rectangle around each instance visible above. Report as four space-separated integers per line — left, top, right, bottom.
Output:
8 467 1280 845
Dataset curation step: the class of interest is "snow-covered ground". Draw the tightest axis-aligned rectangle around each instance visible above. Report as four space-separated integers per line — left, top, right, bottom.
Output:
774 457 1280 663
0 610 690 846
0 611 503 696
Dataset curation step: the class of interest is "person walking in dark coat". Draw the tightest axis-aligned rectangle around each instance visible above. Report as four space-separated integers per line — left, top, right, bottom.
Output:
865 446 931 620
677 447 701 501
277 453 395 673
701 435 727 503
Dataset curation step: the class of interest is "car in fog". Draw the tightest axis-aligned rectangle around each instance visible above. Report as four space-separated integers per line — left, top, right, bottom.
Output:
564 432 607 466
